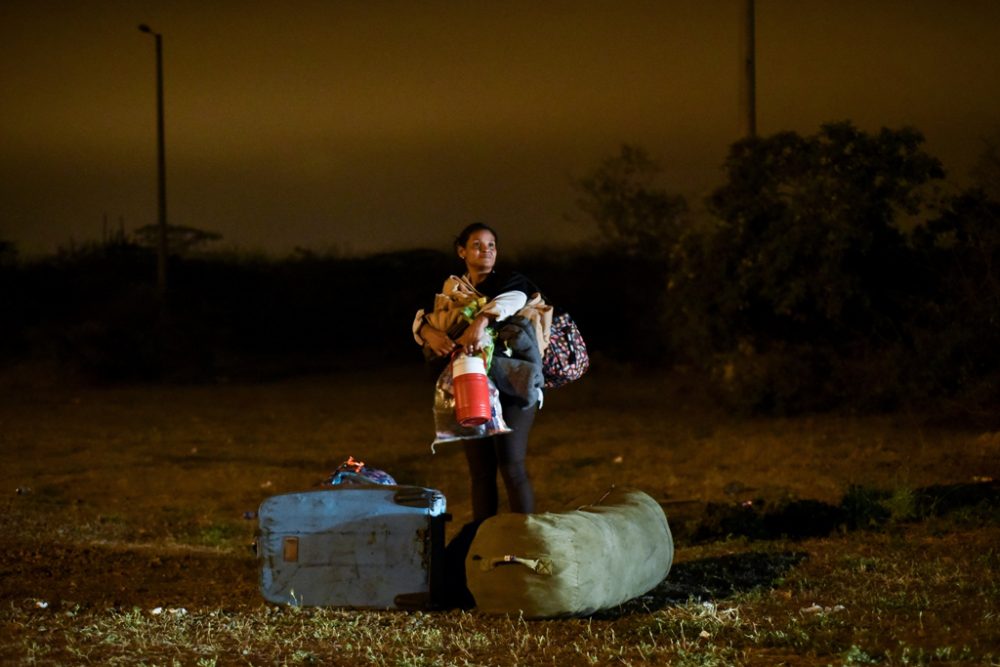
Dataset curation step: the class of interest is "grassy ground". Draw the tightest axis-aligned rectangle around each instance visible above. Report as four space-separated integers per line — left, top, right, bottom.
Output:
0 363 997 666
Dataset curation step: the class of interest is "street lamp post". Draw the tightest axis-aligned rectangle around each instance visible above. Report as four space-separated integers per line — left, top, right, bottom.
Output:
740 0 757 139
139 24 168 295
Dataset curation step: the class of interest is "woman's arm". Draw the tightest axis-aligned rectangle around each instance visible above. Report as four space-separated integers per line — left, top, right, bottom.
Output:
455 288 527 352
481 290 528 321
475 271 533 322
455 313 490 352
416 317 458 357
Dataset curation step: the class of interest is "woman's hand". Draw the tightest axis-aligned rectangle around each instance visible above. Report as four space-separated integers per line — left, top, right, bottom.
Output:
421 324 457 358
455 314 489 354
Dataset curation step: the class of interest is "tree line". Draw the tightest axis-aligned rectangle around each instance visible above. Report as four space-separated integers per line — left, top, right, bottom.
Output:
572 121 998 414
2 121 997 414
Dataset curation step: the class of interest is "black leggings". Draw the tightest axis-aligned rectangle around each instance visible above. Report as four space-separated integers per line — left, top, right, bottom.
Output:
463 393 537 522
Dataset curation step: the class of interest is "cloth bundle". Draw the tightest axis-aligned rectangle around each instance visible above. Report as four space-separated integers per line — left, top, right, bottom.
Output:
465 488 673 618
325 456 397 486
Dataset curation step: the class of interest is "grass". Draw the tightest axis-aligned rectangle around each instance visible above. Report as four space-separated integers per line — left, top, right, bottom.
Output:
0 364 998 665
3 528 998 665
6 528 997 666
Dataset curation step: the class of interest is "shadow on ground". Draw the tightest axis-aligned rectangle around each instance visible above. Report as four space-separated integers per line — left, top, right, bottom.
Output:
592 551 807 619
670 480 999 544
592 480 999 619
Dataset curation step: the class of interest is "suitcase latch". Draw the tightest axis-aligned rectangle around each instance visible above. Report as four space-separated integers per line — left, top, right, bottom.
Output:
283 536 299 562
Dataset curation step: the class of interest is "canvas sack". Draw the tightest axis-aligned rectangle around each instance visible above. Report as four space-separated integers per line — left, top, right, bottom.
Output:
466 488 673 618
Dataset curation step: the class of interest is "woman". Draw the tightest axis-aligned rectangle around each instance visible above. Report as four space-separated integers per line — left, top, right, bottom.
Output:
413 222 540 522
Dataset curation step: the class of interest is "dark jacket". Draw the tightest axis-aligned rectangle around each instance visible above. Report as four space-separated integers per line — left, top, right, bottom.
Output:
490 315 544 408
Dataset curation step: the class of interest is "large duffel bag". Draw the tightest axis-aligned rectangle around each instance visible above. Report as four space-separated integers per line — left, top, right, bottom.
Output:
465 488 672 618
256 485 447 609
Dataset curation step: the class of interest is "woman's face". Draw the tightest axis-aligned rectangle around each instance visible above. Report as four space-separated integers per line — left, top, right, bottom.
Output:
458 229 497 275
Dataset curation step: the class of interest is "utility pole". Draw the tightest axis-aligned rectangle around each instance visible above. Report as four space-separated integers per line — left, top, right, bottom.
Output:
740 0 757 138
139 24 169 295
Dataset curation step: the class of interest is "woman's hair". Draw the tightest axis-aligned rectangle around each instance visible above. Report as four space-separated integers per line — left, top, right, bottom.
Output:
454 222 498 249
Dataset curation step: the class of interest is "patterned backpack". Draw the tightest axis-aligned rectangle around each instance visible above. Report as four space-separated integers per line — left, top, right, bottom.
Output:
542 312 589 389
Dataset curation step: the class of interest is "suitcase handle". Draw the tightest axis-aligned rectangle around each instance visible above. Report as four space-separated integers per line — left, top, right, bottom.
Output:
482 554 552 575
393 487 444 508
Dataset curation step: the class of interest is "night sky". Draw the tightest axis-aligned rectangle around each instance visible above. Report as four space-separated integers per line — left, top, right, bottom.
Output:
2 1 999 257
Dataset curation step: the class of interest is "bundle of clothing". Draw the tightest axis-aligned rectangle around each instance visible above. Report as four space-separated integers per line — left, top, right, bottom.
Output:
422 275 553 447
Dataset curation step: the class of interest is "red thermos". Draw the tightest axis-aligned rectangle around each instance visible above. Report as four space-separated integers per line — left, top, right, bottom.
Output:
452 354 491 427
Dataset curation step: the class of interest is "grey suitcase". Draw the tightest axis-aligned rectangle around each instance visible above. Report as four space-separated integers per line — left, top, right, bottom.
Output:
256 485 447 608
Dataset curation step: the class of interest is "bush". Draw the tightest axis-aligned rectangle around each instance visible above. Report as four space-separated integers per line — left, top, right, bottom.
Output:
669 122 952 412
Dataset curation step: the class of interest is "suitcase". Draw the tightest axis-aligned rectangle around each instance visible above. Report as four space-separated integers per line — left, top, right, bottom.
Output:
256 485 448 609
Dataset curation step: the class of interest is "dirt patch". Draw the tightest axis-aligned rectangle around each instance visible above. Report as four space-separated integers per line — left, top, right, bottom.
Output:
2 540 259 612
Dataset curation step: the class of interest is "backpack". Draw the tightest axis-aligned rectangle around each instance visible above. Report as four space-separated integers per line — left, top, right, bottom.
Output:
541 312 589 389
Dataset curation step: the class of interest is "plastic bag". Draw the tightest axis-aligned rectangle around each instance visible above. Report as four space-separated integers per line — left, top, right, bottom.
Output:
433 356 510 450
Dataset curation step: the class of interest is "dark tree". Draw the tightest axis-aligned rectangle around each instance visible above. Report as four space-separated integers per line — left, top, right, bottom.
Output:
670 122 946 411
700 121 943 346
910 189 1000 399
574 144 688 258
0 240 16 266
972 136 1000 203
133 224 222 256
